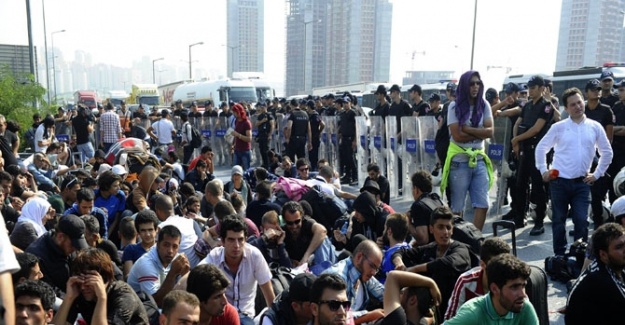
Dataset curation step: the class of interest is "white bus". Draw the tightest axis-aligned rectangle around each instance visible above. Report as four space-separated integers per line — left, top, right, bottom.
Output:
551 63 625 98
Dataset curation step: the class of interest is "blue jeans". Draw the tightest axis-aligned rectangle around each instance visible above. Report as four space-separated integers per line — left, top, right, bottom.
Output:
76 142 94 162
239 313 254 325
312 237 337 266
234 150 251 170
550 178 591 255
448 160 490 213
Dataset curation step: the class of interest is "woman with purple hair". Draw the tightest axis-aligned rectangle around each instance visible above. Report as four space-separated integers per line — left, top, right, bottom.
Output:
440 71 494 231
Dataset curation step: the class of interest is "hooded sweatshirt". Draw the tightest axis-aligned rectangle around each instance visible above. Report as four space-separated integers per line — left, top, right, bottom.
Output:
131 166 159 212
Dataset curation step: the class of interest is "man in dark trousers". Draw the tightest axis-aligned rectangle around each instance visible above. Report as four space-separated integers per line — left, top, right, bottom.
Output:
388 84 413 193
509 75 554 235
285 100 311 162
337 97 358 185
255 101 274 169
307 100 324 171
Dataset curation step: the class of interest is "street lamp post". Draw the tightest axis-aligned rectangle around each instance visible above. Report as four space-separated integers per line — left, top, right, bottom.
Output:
470 0 478 70
188 42 204 80
152 57 164 84
42 0 51 105
227 45 241 78
51 29 65 104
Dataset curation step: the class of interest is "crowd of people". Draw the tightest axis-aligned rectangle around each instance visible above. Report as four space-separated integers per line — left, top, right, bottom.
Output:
0 68 624 325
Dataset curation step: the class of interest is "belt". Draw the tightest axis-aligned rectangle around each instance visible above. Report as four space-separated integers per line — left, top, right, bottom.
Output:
159 142 172 146
559 176 584 182
292 135 306 139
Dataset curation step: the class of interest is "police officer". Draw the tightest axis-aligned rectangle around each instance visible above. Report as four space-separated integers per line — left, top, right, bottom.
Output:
585 79 615 229
510 76 554 235
255 101 274 169
388 84 412 193
610 80 625 202
203 100 218 117
286 99 311 162
307 100 324 171
600 71 619 108
435 83 457 168
371 85 390 119
426 93 444 121
337 96 358 185
408 84 429 116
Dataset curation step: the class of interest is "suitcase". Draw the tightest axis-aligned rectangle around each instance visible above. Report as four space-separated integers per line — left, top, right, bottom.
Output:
492 220 549 325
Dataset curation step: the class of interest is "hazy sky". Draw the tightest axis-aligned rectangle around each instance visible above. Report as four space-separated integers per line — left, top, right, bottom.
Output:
1 0 563 89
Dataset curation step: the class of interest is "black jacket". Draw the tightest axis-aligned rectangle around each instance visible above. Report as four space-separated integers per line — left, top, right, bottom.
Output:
25 231 71 297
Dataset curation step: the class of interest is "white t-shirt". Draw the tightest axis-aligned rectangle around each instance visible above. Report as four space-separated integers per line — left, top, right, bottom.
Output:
200 244 272 317
158 216 200 268
152 119 175 144
34 124 48 153
0 213 19 274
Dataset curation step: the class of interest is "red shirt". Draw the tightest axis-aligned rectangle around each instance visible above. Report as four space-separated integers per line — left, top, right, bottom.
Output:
210 303 240 325
234 119 252 152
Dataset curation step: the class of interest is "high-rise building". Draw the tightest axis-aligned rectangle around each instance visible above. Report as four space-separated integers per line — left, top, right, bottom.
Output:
285 0 392 96
227 0 265 78
555 0 625 71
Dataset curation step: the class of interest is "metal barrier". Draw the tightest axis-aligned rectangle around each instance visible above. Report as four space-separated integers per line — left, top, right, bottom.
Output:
488 118 511 217
355 116 369 186
401 116 420 200
385 117 399 199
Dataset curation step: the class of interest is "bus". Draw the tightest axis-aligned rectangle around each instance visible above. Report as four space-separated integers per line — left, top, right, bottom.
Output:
551 63 625 99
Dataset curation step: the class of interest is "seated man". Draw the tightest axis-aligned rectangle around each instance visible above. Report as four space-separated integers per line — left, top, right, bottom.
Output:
307 165 356 200
375 270 441 325
245 181 281 229
14 280 56 325
333 192 387 253
310 273 351 325
408 170 443 246
154 195 202 268
127 225 190 307
392 206 473 320
323 240 385 323
248 211 292 267
159 290 200 325
377 213 411 283
12 252 44 285
186 264 240 325
52 248 149 325
64 187 108 239
186 160 212 193
566 223 625 325
28 152 68 193
445 237 511 320
261 272 317 325
282 201 336 267
446 254 538 324
199 216 275 324
122 210 159 279
365 163 390 205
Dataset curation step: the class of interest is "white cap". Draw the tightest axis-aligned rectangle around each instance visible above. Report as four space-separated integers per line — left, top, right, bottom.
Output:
97 163 112 175
611 196 625 218
111 164 127 176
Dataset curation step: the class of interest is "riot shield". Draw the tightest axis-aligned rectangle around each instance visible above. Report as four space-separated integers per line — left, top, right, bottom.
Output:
386 117 399 199
322 116 340 172
355 116 369 187
368 116 386 176
249 114 260 166
487 117 511 217
201 117 215 156
418 116 440 195
214 116 232 167
274 114 286 156
401 116 420 200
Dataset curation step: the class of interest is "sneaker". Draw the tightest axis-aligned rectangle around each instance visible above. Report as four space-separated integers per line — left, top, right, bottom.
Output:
529 224 545 236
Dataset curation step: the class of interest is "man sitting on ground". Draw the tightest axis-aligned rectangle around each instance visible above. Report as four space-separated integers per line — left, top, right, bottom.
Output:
186 264 240 325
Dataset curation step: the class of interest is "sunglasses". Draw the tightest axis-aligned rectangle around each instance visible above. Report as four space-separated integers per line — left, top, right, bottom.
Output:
299 167 309 172
285 218 302 226
470 81 482 87
318 300 351 312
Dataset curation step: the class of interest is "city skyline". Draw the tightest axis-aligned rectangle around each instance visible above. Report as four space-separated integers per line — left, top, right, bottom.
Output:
2 0 567 98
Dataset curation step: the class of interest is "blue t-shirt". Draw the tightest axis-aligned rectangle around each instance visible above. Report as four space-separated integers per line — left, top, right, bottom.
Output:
380 242 411 283
122 243 149 263
94 189 127 227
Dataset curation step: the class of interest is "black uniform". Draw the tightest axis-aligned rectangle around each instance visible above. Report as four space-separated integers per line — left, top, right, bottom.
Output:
514 97 553 226
413 100 430 116
257 111 274 169
371 101 390 119
388 99 412 190
339 108 357 182
585 102 615 227
287 108 309 161
609 101 625 202
600 92 619 108
308 109 323 170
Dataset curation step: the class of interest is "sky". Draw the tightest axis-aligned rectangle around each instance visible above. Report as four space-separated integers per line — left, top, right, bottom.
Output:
0 0 563 91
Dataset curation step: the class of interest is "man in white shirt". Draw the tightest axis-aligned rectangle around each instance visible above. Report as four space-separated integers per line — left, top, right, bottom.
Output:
127 225 190 307
535 87 613 255
200 215 274 325
154 195 202 268
307 165 356 200
147 110 176 152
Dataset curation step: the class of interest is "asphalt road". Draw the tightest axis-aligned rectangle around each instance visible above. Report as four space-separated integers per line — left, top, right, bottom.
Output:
212 164 569 324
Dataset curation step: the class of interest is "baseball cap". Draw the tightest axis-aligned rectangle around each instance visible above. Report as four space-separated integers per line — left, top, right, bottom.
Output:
408 84 422 93
232 165 243 176
175 99 183 104
518 84 528 92
428 93 441 102
98 163 112 175
326 93 335 100
111 164 127 176
614 79 625 89
600 70 614 81
48 195 65 217
288 273 317 302
446 82 458 91
485 88 499 102
585 79 601 91
335 97 347 104
527 75 545 88
504 82 520 94
58 215 89 250
374 85 387 96
389 84 401 93
611 196 625 221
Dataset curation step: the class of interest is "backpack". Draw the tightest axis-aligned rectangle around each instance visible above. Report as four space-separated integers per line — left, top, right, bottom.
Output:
186 122 202 148
273 177 310 202
451 216 484 257
544 255 574 282
254 264 296 315
300 185 348 231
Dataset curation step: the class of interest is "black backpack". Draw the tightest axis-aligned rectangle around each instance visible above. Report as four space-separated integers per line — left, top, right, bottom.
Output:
188 123 202 148
300 185 348 231
254 264 296 315
451 216 484 257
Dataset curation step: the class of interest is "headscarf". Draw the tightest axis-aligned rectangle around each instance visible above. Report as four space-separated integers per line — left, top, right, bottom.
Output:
455 70 486 127
231 103 248 121
17 197 51 237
